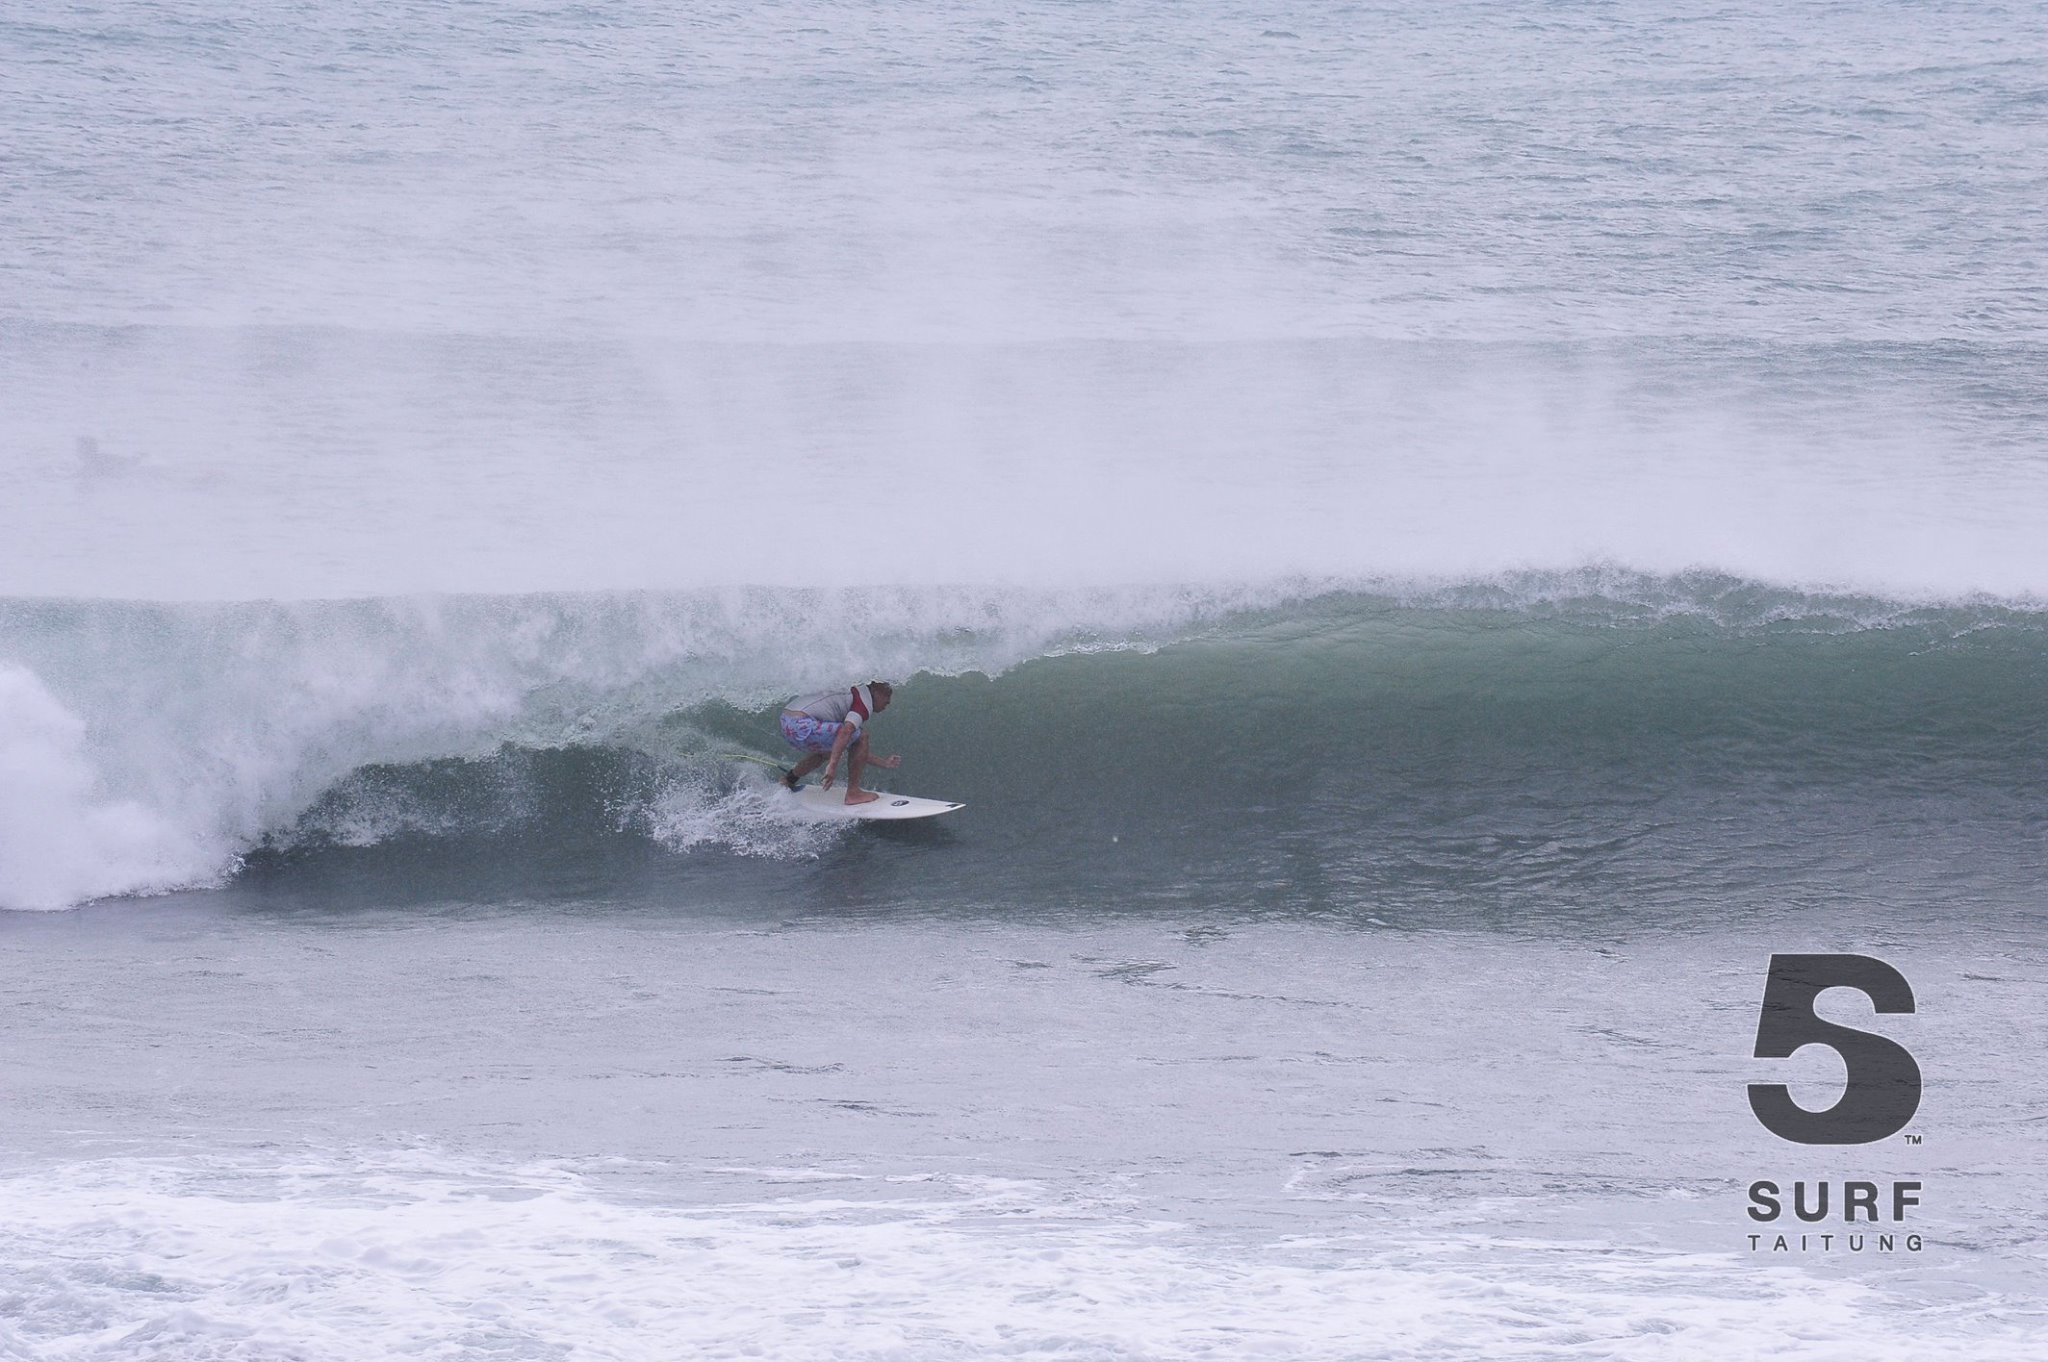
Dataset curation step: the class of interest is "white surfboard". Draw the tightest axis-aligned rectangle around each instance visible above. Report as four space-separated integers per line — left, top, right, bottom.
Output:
783 781 964 821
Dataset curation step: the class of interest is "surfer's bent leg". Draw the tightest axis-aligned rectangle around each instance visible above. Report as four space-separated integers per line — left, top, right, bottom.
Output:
844 730 879 804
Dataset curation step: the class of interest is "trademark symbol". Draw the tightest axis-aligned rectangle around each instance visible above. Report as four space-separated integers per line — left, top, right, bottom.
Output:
1903 1134 1923 1145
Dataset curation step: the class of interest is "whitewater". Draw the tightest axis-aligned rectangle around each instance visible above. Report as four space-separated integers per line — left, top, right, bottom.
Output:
4 1 2047 1358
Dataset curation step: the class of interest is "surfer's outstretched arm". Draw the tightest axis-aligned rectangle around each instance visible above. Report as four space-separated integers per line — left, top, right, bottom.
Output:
836 730 901 805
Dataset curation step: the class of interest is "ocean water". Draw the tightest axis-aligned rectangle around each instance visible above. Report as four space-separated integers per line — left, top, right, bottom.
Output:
4 2 2047 1358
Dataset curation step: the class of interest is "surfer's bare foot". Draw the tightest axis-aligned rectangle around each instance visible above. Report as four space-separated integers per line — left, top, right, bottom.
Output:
845 789 879 806
779 769 799 790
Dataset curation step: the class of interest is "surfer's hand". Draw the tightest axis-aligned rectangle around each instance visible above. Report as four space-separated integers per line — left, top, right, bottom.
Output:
821 765 837 789
877 754 902 769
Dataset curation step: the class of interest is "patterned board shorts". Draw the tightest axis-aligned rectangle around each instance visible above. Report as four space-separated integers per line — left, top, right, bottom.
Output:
780 711 851 754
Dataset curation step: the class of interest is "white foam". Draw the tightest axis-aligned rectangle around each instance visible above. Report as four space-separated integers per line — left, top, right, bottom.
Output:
0 1148 2031 1362
639 769 849 860
0 664 218 911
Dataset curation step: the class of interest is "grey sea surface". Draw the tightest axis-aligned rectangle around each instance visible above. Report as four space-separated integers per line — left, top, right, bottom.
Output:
5 886 2043 1359
4 1 2047 599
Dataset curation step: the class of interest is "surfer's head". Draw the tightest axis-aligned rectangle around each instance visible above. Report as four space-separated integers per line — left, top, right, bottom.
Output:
869 681 893 712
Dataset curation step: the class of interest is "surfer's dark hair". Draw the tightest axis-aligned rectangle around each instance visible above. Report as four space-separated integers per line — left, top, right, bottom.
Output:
870 681 893 697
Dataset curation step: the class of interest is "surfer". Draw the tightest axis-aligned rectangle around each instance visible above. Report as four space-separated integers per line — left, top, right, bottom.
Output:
778 682 900 805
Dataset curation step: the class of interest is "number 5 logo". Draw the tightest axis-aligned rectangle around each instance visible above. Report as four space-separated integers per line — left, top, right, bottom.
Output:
1749 954 1921 1144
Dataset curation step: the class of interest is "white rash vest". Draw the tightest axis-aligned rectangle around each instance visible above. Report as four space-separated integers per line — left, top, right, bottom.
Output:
786 685 876 730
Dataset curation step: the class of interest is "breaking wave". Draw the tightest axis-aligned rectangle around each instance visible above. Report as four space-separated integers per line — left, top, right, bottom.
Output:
3 569 2044 911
